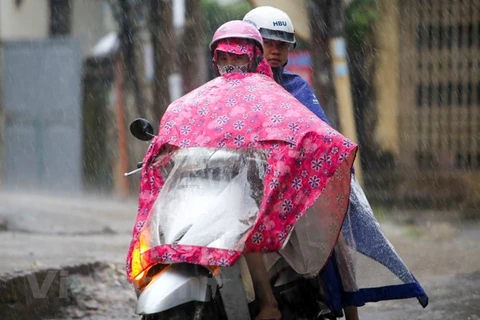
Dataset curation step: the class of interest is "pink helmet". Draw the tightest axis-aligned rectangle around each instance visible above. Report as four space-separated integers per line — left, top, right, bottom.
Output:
209 20 264 53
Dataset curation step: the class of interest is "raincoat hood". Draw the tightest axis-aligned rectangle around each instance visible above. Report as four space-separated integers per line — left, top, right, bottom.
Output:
213 38 273 78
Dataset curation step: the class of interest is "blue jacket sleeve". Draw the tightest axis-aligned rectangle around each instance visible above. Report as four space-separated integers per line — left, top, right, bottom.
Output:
281 72 331 125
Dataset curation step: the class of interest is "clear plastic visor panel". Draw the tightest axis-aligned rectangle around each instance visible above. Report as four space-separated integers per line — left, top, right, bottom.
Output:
140 147 268 253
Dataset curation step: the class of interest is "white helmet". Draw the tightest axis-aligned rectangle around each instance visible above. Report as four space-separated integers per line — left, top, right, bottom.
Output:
243 6 296 47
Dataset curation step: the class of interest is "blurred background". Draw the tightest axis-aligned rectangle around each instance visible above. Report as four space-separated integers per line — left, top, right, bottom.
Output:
1 0 479 212
0 0 479 319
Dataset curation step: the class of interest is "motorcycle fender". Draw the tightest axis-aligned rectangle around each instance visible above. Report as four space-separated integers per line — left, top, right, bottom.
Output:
135 264 216 315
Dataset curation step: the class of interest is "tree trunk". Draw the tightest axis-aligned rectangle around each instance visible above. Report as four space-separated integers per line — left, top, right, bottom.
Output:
49 0 71 36
309 0 339 128
179 0 207 94
349 32 383 171
119 0 146 118
328 0 345 37
150 0 175 126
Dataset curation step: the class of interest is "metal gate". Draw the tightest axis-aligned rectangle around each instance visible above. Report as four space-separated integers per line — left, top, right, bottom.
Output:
1 38 83 192
399 0 480 172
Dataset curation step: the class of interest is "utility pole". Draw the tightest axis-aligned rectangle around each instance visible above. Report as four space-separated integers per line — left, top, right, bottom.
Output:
113 0 132 198
150 0 175 126
310 0 363 183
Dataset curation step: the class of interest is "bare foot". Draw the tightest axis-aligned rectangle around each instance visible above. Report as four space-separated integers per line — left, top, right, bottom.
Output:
255 305 282 320
344 306 359 320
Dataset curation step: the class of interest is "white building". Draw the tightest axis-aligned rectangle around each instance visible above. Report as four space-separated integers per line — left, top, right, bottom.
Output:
0 0 116 56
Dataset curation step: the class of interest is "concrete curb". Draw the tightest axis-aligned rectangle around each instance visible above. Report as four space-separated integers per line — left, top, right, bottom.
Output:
0 261 109 320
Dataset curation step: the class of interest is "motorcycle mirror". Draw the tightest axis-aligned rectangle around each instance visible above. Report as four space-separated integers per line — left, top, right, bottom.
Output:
129 118 155 141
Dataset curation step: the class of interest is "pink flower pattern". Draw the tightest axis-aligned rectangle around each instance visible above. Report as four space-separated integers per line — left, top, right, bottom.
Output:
125 73 357 281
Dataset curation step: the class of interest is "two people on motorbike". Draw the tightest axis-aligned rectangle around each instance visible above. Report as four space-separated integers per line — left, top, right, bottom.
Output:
126 7 428 320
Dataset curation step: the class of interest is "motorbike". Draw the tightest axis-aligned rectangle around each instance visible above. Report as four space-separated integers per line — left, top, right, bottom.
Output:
125 118 344 320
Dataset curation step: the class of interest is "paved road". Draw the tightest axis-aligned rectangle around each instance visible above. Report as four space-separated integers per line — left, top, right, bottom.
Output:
0 191 136 274
361 271 480 319
361 213 480 319
1 191 479 319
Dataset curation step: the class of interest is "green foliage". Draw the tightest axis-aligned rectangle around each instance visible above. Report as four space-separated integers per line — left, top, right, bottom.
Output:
401 225 424 239
200 0 379 50
201 0 252 46
345 0 380 49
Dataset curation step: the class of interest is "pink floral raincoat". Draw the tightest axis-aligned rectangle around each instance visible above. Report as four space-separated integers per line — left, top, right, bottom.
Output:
126 72 357 281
